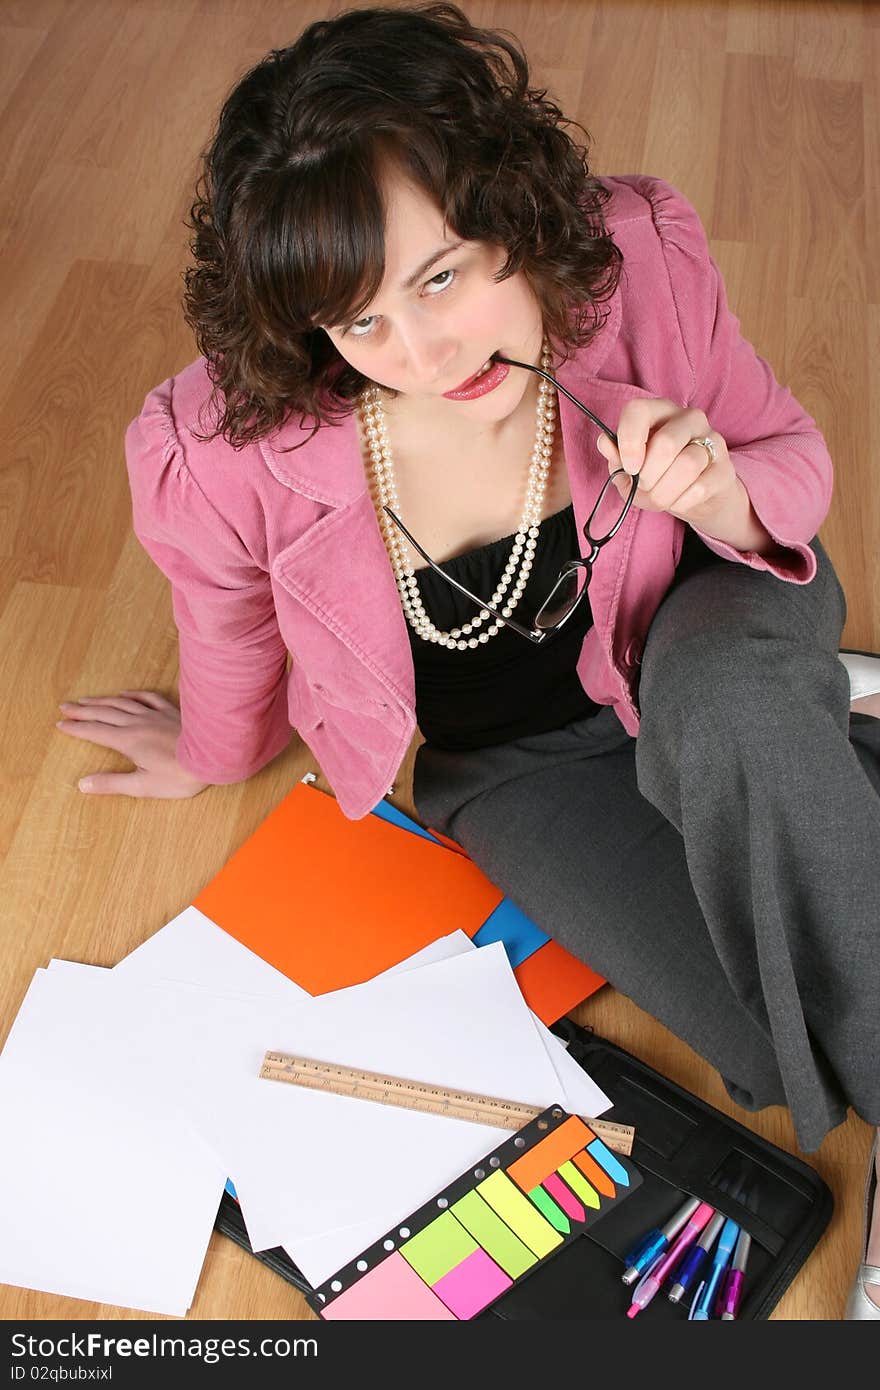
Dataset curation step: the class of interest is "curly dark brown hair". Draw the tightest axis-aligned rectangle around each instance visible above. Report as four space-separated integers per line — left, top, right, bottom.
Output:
183 3 623 451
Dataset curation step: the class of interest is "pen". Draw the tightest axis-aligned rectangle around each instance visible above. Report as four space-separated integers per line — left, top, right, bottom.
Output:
626 1202 715 1317
719 1228 752 1319
688 1216 739 1320
621 1195 702 1285
668 1210 725 1304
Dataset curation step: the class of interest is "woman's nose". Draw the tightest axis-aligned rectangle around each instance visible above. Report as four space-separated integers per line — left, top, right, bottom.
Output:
397 329 456 387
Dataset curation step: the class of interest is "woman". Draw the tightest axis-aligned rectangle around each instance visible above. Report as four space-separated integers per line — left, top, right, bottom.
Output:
55 4 879 1317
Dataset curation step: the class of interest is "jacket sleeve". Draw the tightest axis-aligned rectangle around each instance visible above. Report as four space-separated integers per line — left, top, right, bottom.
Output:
124 380 292 783
649 178 833 582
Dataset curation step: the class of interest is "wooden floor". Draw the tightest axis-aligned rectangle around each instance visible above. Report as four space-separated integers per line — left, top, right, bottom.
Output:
1 0 877 1324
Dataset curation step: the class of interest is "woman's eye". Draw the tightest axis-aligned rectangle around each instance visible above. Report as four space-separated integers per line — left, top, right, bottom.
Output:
424 267 455 293
343 268 456 339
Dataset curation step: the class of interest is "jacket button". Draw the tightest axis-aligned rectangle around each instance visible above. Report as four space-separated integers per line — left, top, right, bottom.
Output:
623 639 642 668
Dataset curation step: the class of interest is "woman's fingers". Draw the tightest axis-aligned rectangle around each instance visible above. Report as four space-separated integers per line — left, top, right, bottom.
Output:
117 690 176 710
59 695 159 718
58 705 137 726
55 717 140 749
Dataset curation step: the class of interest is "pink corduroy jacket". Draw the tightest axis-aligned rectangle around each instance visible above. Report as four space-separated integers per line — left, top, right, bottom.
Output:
124 176 833 819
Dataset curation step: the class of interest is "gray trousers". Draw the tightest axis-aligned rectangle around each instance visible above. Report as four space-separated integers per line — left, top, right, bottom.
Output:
413 539 880 1153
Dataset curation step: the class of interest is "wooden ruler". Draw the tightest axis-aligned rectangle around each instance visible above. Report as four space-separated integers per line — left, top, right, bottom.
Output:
259 1051 634 1155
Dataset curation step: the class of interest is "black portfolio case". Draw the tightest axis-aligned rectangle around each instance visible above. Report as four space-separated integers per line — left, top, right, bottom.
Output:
213 1019 834 1321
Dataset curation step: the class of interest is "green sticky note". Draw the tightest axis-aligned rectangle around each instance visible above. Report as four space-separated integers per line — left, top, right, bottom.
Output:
451 1189 538 1279
558 1160 601 1209
399 1210 478 1284
528 1184 571 1234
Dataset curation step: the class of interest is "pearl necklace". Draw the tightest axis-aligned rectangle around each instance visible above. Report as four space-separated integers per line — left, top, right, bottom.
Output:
361 340 556 650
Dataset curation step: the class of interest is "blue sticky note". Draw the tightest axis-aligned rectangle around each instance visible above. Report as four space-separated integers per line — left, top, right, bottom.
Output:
225 1178 237 1199
473 897 549 969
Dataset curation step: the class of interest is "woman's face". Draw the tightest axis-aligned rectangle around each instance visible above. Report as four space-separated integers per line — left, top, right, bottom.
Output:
322 164 546 429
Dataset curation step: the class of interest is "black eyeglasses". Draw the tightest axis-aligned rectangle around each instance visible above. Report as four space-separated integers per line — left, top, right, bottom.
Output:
383 353 639 644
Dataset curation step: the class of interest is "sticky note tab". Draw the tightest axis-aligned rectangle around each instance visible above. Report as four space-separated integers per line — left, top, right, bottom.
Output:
399 1210 478 1284
477 1170 563 1259
587 1138 630 1187
320 1251 455 1320
543 1171 587 1221
506 1115 595 1194
557 1159 600 1210
572 1148 615 1197
451 1190 537 1279
432 1247 512 1318
528 1184 571 1234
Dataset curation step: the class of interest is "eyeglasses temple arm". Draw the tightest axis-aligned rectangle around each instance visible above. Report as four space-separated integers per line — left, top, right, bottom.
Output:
381 507 543 643
493 354 618 445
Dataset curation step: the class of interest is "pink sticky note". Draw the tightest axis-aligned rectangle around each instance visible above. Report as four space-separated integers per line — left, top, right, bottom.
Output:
320 1252 456 1320
432 1247 512 1319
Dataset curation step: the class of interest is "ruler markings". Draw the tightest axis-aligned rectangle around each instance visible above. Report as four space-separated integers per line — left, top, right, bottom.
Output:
259 1051 634 1154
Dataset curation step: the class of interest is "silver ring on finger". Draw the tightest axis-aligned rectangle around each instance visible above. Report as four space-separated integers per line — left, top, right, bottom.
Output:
688 434 716 464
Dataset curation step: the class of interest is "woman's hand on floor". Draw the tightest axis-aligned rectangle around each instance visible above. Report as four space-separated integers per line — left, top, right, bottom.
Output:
55 690 210 799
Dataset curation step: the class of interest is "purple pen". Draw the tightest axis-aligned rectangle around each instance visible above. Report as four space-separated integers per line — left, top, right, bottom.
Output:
627 1202 715 1317
720 1229 751 1319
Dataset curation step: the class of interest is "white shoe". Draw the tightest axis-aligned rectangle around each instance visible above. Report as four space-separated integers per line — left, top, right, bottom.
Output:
838 650 880 700
844 1134 880 1320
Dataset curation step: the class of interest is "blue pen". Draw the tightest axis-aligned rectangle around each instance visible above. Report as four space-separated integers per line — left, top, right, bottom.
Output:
668 1210 725 1303
621 1196 701 1285
687 1217 739 1320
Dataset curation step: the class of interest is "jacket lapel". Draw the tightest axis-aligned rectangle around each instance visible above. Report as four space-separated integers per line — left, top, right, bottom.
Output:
272 489 416 708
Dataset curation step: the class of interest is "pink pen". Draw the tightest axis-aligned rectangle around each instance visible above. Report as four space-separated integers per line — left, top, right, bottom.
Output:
627 1202 715 1318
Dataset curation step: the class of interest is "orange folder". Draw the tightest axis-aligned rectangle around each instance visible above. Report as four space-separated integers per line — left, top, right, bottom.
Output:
193 782 604 1023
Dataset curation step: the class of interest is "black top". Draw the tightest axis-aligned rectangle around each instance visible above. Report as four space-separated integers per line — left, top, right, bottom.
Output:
408 504 601 750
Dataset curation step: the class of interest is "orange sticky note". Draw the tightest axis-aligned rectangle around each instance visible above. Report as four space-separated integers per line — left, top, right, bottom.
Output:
572 1148 616 1198
506 1116 595 1194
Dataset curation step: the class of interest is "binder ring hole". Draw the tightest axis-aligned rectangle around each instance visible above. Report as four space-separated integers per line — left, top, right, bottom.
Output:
330 1280 342 1292
489 1156 501 1168
383 1238 395 1250
437 1197 448 1209
399 1227 410 1238
473 1168 485 1179
356 1260 368 1272
514 1137 526 1148
537 1120 548 1131
551 1107 564 1119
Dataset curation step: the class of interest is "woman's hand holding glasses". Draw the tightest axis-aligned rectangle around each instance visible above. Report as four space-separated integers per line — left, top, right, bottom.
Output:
596 395 776 556
596 396 737 524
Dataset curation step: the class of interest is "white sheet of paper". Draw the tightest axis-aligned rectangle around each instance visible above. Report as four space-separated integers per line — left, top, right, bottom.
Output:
175 943 565 1253
113 910 609 1129
114 905 309 1002
0 969 227 1317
